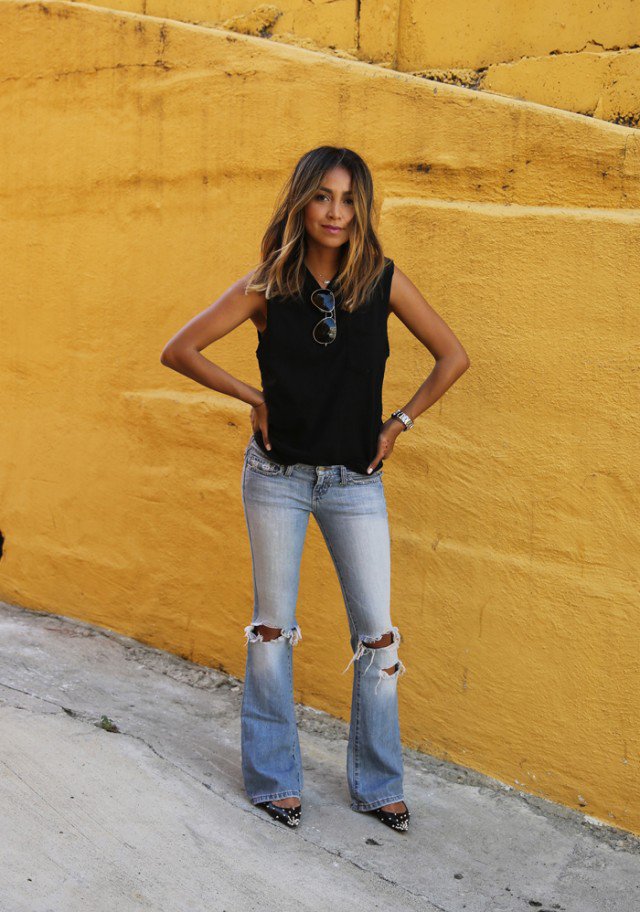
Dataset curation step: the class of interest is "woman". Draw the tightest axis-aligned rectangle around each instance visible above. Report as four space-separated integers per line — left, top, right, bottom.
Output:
161 146 470 833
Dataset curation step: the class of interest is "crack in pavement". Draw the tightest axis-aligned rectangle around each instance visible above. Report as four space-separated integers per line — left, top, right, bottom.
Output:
0 685 447 911
3 605 640 859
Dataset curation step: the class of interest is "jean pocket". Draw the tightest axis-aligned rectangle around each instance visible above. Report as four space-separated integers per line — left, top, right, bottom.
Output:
246 449 283 477
344 466 383 484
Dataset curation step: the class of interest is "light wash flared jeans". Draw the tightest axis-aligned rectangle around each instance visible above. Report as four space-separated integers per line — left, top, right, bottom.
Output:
240 433 407 812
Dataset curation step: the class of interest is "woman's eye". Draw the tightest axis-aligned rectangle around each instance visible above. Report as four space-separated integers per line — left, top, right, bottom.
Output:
316 194 353 205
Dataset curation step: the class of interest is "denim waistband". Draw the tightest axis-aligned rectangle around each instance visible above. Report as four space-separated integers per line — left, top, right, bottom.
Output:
246 434 365 480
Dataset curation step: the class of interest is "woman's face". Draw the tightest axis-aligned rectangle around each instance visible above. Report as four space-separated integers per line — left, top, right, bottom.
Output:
303 166 355 249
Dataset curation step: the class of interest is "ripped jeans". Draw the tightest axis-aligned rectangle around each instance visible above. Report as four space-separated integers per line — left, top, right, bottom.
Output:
240 434 406 812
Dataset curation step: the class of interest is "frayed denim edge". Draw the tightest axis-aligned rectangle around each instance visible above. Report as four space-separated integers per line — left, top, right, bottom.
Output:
244 622 302 647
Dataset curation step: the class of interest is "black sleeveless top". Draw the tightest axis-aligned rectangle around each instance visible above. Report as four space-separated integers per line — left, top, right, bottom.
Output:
253 257 394 474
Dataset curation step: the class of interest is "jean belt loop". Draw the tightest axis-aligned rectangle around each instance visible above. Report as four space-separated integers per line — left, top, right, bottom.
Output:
340 464 347 486
284 463 294 476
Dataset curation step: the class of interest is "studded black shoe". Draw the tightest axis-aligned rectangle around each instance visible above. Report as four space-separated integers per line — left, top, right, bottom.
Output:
371 804 410 832
258 800 302 827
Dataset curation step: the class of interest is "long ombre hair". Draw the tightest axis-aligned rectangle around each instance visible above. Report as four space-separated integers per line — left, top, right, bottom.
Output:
245 146 387 314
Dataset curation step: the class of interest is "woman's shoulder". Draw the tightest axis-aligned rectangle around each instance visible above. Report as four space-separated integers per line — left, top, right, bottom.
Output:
381 256 395 289
381 256 395 294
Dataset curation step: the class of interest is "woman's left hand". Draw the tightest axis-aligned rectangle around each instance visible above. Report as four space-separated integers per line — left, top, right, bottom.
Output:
366 418 405 473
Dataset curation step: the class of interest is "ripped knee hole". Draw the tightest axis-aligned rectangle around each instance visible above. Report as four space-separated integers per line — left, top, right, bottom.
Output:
244 623 302 646
368 632 394 649
364 632 397 673
250 624 282 642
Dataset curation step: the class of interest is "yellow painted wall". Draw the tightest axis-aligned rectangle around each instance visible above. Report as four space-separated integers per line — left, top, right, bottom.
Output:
372 0 640 125
394 0 640 70
62 0 640 123
1 0 639 834
482 48 640 129
63 0 640 67
67 0 358 50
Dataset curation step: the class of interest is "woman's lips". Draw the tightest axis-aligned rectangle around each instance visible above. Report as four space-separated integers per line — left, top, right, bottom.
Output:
322 225 343 234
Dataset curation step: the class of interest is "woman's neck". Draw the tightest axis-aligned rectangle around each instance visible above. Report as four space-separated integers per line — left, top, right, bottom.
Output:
304 250 342 286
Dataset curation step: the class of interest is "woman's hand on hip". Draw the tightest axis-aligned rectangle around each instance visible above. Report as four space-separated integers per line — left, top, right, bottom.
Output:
250 399 272 450
366 418 404 473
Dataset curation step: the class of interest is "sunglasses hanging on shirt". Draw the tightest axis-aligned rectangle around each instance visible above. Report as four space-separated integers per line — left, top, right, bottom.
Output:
311 287 337 345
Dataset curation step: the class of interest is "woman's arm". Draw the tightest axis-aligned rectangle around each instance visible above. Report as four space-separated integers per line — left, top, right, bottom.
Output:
368 265 471 471
160 270 264 406
160 270 273 446
388 265 471 422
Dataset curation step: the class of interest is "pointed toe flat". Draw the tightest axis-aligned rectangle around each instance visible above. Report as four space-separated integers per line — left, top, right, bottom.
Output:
371 805 410 832
258 800 302 827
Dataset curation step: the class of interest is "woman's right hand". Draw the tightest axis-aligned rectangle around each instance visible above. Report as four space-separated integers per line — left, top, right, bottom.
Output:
250 399 272 450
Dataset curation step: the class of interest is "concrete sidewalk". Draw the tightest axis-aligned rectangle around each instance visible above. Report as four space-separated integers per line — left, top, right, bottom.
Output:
0 601 638 912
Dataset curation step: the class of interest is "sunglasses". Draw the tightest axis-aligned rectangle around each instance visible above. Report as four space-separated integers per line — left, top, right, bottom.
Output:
311 287 337 345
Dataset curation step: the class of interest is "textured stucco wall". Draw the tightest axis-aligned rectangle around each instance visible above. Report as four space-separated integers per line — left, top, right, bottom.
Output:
62 0 640 123
66 0 358 50
62 0 640 68
378 0 640 126
395 0 640 70
1 0 639 834
482 48 640 129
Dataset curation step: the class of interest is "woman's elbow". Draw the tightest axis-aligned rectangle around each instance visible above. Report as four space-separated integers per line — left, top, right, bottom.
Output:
160 345 180 368
456 346 471 372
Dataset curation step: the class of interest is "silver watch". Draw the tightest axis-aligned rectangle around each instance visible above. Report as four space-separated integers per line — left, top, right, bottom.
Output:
390 409 414 431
